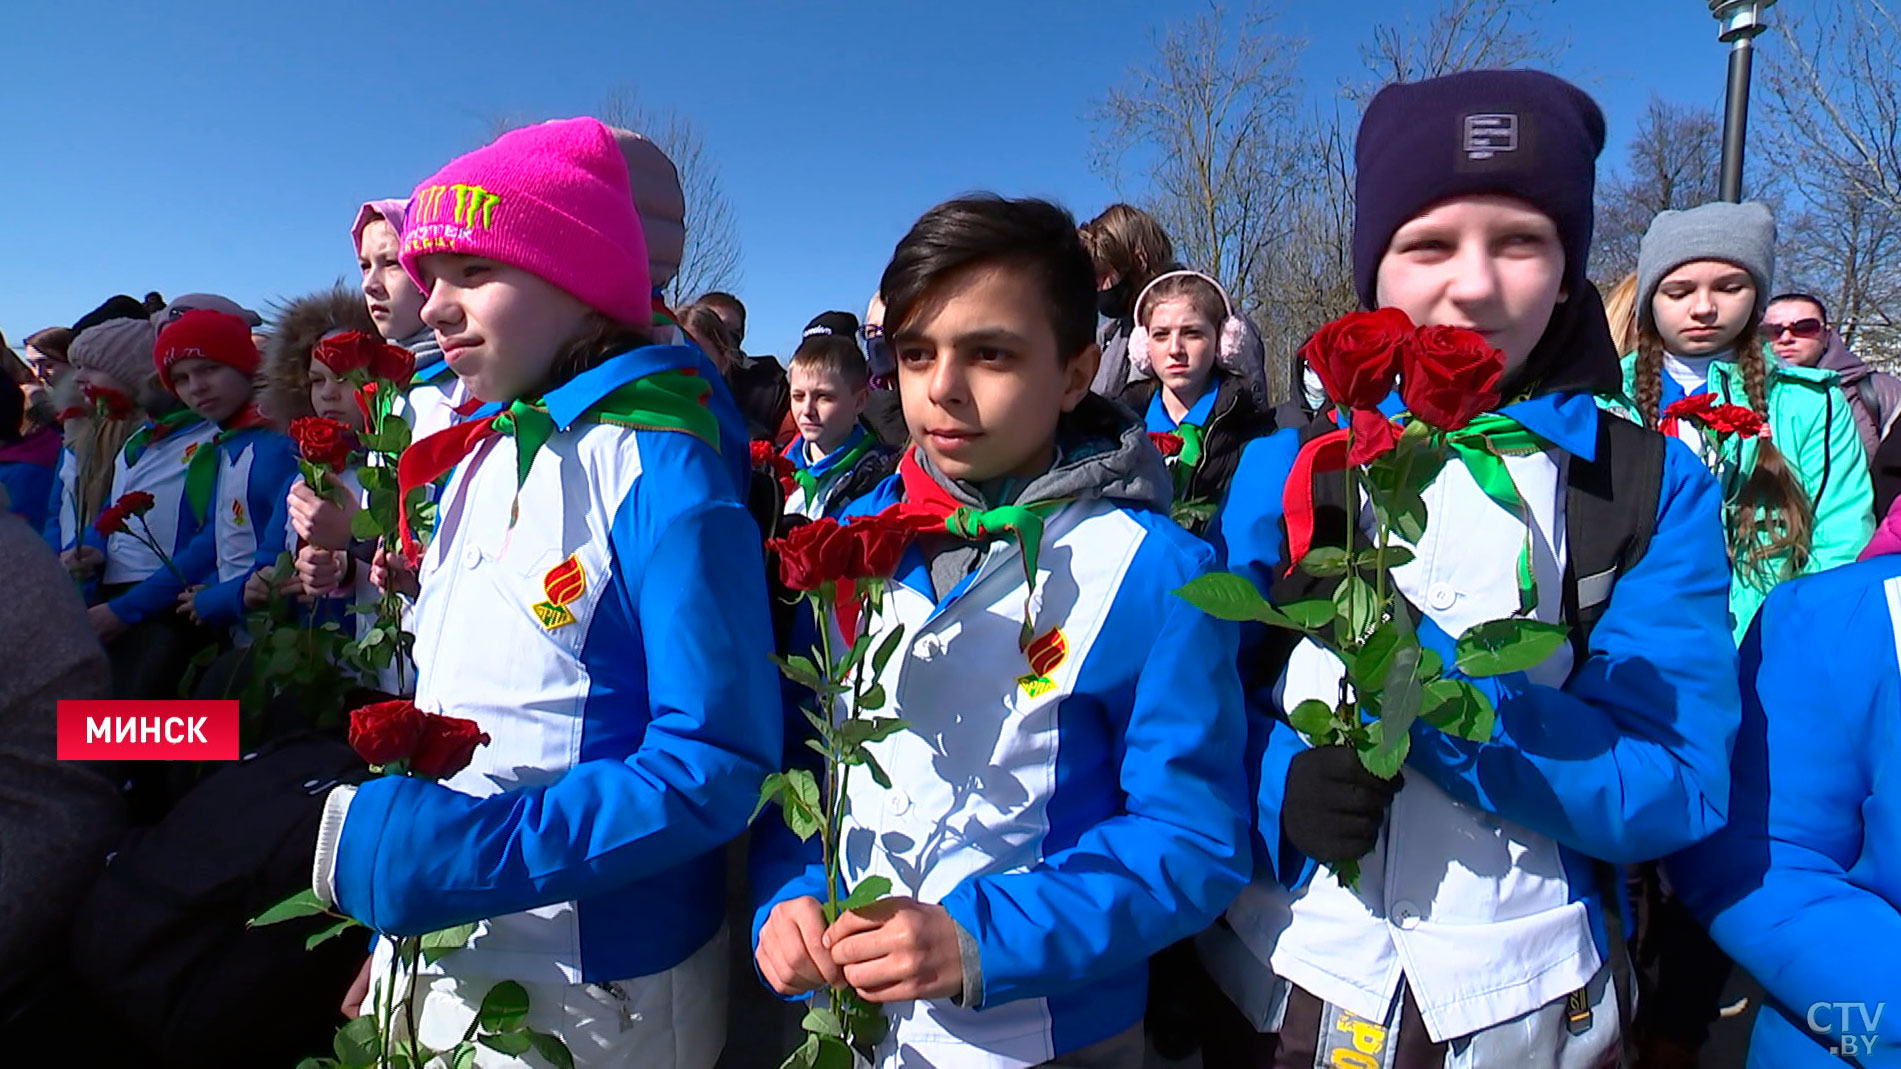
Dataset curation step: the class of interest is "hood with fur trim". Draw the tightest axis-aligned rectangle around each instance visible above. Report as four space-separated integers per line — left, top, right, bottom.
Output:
261 284 379 425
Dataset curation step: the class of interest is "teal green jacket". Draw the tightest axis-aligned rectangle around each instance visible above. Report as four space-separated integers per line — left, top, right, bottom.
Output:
1608 353 1875 640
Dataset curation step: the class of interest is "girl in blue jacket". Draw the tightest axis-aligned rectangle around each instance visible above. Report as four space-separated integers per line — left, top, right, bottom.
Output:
307 117 779 1069
1201 70 1740 1067
1666 557 1901 1067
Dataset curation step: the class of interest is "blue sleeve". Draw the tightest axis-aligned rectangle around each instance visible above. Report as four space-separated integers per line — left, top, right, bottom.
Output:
937 531 1251 1008
1402 440 1741 863
192 437 298 628
1211 431 1324 888
0 465 53 534
1664 562 1901 1064
109 520 217 624
331 476 782 935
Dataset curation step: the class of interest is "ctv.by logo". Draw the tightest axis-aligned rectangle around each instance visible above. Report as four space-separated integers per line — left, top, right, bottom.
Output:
1809 1001 1885 1057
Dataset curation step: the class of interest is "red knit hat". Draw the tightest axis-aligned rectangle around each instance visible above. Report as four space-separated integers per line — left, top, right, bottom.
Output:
155 309 261 394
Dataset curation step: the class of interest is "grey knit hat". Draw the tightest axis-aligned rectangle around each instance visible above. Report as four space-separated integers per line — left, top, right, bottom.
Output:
1637 201 1777 329
68 317 158 393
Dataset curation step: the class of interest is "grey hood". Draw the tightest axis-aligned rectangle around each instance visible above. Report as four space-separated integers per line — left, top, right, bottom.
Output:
918 393 1172 514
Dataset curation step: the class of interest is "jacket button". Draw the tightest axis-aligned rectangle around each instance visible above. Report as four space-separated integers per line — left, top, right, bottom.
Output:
463 547 482 569
1428 583 1456 610
915 636 941 661
1391 900 1422 930
888 791 911 815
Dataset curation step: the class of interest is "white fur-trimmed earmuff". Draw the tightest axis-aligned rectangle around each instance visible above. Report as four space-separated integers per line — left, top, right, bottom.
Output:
1127 269 1269 404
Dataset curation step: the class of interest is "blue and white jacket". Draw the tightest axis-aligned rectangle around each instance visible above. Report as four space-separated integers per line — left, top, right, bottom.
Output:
753 402 1251 1069
111 423 298 628
41 444 79 554
1666 557 1901 1068
783 425 886 520
1210 393 1740 1041
85 415 218 592
312 347 781 987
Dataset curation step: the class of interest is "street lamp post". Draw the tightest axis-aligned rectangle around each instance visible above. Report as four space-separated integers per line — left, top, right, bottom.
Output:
1710 0 1777 202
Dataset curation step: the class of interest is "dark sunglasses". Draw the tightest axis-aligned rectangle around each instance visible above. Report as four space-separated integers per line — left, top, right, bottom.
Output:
1762 318 1823 340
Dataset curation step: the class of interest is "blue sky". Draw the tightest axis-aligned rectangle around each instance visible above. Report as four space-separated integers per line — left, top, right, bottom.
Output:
3 0 1737 359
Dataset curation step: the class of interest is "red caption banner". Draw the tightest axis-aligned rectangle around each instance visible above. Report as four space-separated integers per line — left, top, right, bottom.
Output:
57 700 241 761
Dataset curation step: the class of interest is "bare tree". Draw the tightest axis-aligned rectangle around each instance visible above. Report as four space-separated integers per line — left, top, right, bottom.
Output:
1354 0 1566 100
1759 0 1901 363
1590 96 1722 284
487 88 743 305
1090 2 1306 321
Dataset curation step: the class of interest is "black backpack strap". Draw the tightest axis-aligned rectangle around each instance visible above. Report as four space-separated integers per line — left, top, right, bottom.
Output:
1562 415 1664 661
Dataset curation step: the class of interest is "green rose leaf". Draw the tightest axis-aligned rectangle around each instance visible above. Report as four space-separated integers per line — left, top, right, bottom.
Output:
871 626 907 676
1419 678 1497 742
1299 547 1350 578
1333 575 1380 641
1172 573 1283 625
525 1031 577 1069
349 508 383 542
1454 618 1570 677
1287 699 1336 739
304 919 361 951
801 1006 847 1039
840 874 894 914
479 1033 533 1056
1354 546 1416 572
420 922 477 965
773 654 828 693
780 769 824 841
333 1014 381 1065
476 979 530 1033
1281 597 1337 630
251 888 330 927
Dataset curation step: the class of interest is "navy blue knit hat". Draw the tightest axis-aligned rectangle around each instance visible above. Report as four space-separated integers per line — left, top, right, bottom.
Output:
1353 69 1619 396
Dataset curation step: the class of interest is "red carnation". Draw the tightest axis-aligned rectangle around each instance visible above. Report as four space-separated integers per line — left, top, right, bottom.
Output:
94 504 130 537
289 416 356 471
750 440 777 467
82 384 136 421
1301 308 1413 411
410 713 492 780
1149 432 1184 459
769 518 857 592
348 700 426 766
1704 404 1767 439
1402 325 1504 431
95 491 158 537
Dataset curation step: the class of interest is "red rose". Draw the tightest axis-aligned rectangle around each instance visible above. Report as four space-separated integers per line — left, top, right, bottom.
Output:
1401 325 1504 431
750 440 777 467
290 416 356 471
311 332 380 377
1301 308 1414 410
1348 408 1403 466
1149 432 1184 459
843 512 915 579
368 343 415 384
768 518 857 591
348 700 426 766
409 713 491 780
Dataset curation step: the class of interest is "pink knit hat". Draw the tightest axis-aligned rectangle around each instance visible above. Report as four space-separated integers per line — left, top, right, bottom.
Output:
399 117 651 326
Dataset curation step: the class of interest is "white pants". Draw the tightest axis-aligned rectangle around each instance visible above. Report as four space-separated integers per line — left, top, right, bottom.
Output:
372 927 729 1069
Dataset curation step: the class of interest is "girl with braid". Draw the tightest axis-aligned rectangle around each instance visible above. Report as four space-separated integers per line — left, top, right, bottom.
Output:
1614 201 1873 640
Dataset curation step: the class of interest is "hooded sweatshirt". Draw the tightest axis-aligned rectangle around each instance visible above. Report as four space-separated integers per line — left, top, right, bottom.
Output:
1817 331 1901 464
753 395 1250 1069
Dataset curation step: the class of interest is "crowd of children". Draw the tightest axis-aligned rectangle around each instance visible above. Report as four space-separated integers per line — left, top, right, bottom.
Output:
2 63 1897 1069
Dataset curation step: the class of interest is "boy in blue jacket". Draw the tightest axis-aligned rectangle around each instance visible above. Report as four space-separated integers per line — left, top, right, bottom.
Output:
88 309 295 643
1665 559 1901 1068
752 196 1251 1068
1198 71 1740 1067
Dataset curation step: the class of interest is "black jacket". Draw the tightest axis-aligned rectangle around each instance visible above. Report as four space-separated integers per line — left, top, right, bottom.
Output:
1115 373 1278 531
723 353 791 442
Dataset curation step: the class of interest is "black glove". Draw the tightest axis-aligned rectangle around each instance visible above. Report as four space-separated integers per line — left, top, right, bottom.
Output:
1281 745 1403 863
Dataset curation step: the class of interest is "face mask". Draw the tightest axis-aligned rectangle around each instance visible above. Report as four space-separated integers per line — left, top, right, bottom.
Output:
865 336 895 379
1097 279 1134 320
1302 365 1328 411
